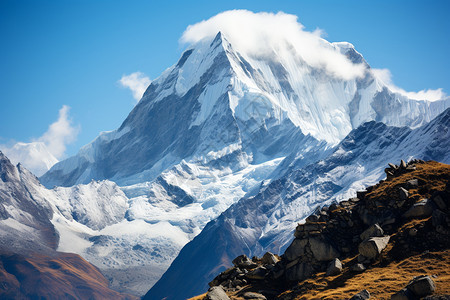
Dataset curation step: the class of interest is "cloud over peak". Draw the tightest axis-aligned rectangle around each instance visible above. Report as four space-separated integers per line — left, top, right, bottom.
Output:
181 10 366 80
119 72 151 102
372 68 446 102
38 105 79 158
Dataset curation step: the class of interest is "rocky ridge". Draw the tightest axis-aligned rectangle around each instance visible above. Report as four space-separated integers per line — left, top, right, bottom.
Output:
201 160 450 299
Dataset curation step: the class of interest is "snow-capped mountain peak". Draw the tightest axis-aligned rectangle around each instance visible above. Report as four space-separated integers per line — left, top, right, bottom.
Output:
38 30 449 296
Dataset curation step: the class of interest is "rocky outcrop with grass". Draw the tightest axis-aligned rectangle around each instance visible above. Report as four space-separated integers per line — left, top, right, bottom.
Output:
201 159 450 300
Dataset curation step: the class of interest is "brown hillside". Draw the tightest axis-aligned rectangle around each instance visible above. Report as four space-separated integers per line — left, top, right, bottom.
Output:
0 251 137 300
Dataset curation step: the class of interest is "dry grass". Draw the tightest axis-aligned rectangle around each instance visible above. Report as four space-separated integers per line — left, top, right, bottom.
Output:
367 161 450 204
282 249 450 300
189 292 207 300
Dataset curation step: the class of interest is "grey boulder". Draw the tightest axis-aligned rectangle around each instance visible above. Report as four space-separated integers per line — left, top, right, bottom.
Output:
407 275 436 297
261 252 279 265
205 286 230 300
360 223 384 241
326 258 343 276
358 236 390 259
232 255 258 269
403 199 434 219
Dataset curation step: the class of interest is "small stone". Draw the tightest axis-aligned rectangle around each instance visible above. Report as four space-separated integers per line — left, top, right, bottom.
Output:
360 223 384 241
406 179 419 189
205 286 230 300
232 255 258 269
326 258 343 276
358 236 390 260
340 200 351 207
407 275 436 297
400 160 407 169
388 163 398 170
243 292 267 300
350 289 370 300
405 166 416 171
408 228 418 236
351 263 366 272
398 187 409 201
350 197 360 203
246 266 267 280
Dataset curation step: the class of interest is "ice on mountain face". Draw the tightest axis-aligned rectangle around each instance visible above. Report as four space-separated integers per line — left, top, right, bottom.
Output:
52 180 128 231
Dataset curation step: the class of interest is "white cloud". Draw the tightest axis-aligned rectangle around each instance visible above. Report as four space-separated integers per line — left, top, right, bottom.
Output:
181 10 366 80
0 105 79 176
36 105 79 158
119 72 151 101
372 68 446 102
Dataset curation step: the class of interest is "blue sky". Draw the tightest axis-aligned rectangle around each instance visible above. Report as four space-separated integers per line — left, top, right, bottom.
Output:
1 0 449 159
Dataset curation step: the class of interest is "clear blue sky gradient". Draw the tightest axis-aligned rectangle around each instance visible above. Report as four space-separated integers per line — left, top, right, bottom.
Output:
1 0 449 157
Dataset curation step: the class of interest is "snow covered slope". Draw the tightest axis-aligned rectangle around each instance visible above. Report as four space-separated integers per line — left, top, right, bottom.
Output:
0 151 58 253
145 108 450 300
